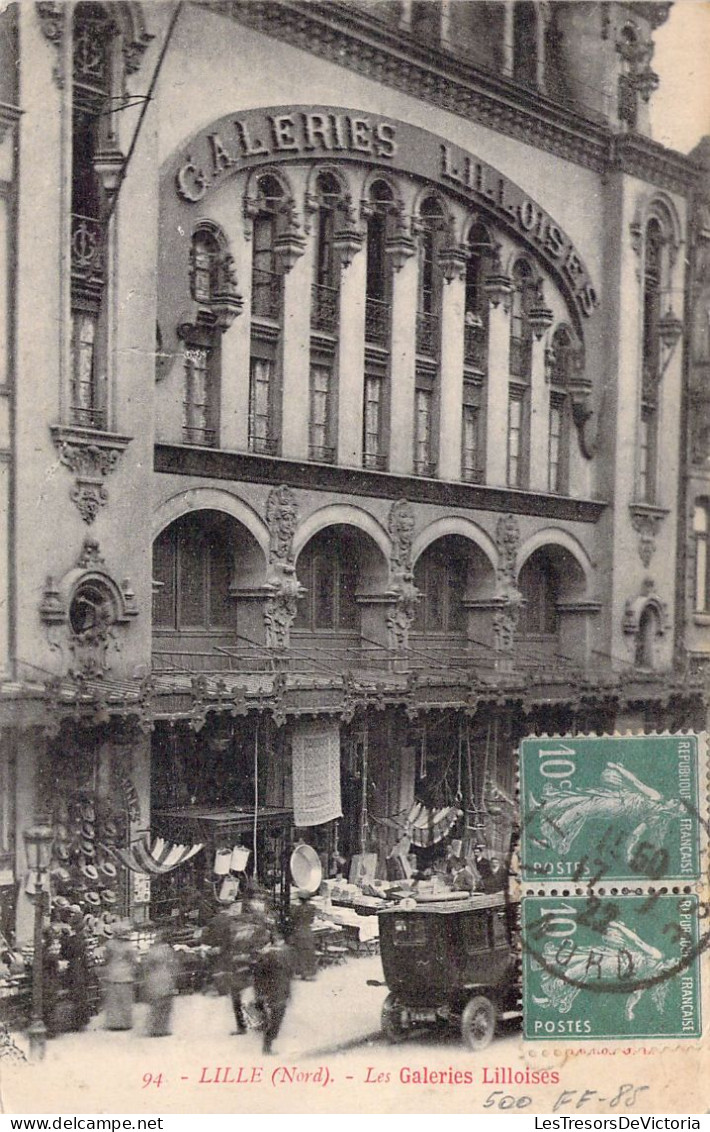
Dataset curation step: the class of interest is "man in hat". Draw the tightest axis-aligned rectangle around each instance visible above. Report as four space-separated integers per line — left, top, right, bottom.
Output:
62 909 92 1031
290 890 317 980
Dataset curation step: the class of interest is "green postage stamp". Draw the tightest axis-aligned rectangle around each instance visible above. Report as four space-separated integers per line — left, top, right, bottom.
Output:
522 894 702 1041
519 734 703 883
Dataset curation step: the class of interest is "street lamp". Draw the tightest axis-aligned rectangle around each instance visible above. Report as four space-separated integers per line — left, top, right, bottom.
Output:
24 824 54 1061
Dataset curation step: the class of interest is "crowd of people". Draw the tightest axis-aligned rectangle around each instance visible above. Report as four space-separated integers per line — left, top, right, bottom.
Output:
39 884 309 1056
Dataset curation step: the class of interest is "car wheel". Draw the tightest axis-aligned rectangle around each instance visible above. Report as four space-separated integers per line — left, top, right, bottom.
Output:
461 995 496 1051
381 993 407 1043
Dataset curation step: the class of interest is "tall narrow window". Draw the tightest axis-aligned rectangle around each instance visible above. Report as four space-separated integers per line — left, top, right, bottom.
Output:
643 219 663 386
251 175 284 322
548 397 564 493
183 345 214 446
462 381 483 482
507 390 526 487
365 179 395 347
152 512 238 632
413 541 467 635
248 356 276 454
637 405 657 503
414 386 434 475
464 223 492 375
416 197 445 357
694 501 710 613
70 313 100 428
295 528 361 633
518 552 559 636
191 231 218 304
310 363 334 462
510 260 534 380
363 373 386 469
512 1 539 86
311 172 341 335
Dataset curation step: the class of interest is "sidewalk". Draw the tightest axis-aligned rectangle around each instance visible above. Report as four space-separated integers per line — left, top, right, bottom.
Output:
2 953 388 1112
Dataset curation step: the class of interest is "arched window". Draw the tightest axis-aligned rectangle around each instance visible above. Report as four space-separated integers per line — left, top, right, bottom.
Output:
311 171 342 336
249 174 285 454
413 540 468 635
512 1 539 86
251 174 285 321
365 179 395 345
510 259 535 380
416 196 445 356
637 218 664 502
518 552 559 636
152 512 237 632
69 2 118 431
635 605 659 669
464 223 493 374
295 528 361 633
190 229 219 304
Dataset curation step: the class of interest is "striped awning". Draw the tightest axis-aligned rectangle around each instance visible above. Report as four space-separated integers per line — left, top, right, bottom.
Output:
405 803 463 848
110 838 204 876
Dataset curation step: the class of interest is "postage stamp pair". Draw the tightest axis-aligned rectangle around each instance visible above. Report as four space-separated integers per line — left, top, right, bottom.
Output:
518 734 707 1042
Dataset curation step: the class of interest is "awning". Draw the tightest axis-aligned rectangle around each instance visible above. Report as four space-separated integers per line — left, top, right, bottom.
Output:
109 838 203 876
405 803 463 848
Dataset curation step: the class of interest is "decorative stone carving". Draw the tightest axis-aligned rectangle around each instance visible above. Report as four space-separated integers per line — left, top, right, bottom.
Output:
385 579 420 652
628 503 669 567
263 485 304 649
388 499 415 579
492 595 523 653
495 514 520 590
51 425 132 525
40 537 138 677
266 484 298 568
36 0 66 86
264 573 304 651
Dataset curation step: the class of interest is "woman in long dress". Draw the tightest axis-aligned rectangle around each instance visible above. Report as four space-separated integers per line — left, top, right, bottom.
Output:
103 926 138 1031
142 932 179 1037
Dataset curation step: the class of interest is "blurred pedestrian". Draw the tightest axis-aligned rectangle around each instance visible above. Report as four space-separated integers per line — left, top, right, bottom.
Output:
142 930 179 1037
228 892 270 1035
103 923 138 1031
291 890 317 980
63 909 92 1031
252 935 292 1056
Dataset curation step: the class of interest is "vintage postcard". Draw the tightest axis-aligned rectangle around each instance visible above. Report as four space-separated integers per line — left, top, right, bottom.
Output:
1 0 710 1118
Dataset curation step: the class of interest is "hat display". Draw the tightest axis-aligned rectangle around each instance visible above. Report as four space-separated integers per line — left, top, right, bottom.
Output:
55 842 71 862
51 866 71 886
99 860 117 879
101 888 117 905
80 863 99 882
81 823 95 841
85 891 101 907
80 802 96 823
102 821 117 840
80 840 95 857
53 895 70 910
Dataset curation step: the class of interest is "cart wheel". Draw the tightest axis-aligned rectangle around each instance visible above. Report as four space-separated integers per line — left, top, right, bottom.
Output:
461 995 496 1051
381 993 406 1043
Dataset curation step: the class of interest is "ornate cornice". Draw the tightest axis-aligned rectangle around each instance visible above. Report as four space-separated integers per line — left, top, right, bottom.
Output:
155 442 607 524
202 1 698 194
628 502 669 568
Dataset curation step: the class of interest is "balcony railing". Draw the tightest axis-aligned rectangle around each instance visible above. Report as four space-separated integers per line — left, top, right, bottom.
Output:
249 434 279 455
182 425 216 447
70 404 106 430
311 283 339 334
70 213 105 287
365 296 390 346
464 322 488 371
252 269 283 321
309 443 336 463
509 336 532 379
416 311 440 357
363 451 387 470
413 458 437 477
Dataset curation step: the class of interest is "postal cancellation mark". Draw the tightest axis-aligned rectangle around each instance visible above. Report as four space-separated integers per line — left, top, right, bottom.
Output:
519 735 702 883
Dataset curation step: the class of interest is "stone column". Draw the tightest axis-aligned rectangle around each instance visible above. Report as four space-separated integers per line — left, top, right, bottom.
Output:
280 236 312 461
388 252 418 474
528 336 549 492
336 246 366 467
437 258 466 480
485 298 512 487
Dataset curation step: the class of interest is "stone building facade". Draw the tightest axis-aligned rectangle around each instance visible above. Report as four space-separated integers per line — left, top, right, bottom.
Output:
0 0 705 941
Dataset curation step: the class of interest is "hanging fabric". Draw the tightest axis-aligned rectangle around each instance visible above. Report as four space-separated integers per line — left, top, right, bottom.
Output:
405 801 462 847
291 719 342 827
